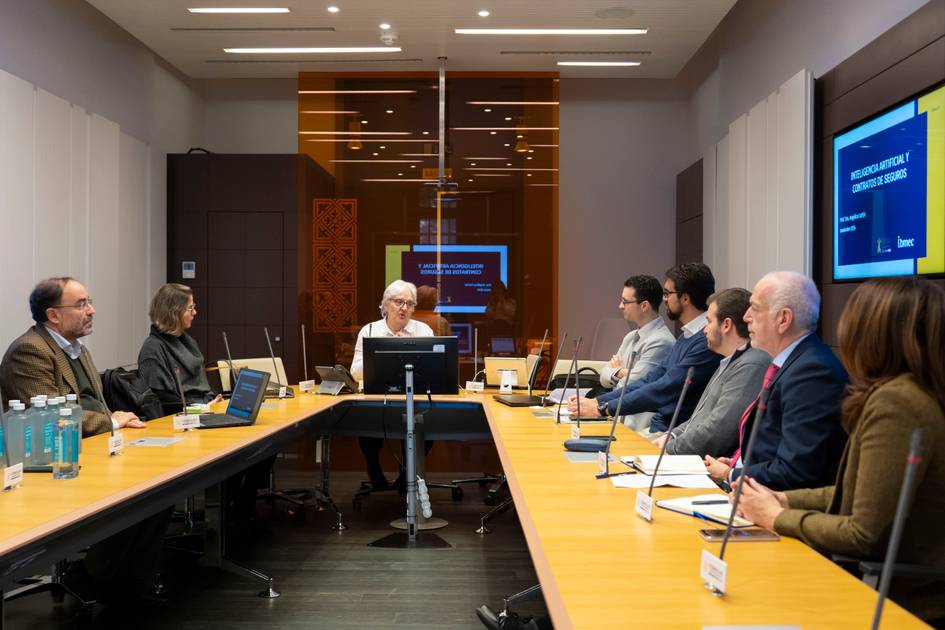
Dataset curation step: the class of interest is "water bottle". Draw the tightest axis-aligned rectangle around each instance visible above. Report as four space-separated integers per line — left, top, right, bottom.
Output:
53 407 79 479
47 397 61 462
4 403 27 470
31 400 51 467
65 394 83 453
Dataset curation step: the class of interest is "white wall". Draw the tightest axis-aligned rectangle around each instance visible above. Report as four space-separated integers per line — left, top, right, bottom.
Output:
559 79 689 356
0 0 202 369
200 79 298 154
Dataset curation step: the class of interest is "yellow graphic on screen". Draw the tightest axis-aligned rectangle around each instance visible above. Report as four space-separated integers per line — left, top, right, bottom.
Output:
917 85 944 275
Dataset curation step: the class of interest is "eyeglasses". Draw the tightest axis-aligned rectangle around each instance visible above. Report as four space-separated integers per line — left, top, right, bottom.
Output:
52 298 93 311
662 290 679 297
186 303 197 313
390 298 417 310
619 297 639 306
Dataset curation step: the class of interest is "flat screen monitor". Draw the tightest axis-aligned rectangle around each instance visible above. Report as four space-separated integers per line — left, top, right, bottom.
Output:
363 336 459 395
833 82 944 280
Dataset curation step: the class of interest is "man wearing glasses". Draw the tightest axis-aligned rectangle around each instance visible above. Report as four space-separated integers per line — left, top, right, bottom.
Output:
0 277 167 605
597 275 675 431
0 276 144 435
350 279 434 491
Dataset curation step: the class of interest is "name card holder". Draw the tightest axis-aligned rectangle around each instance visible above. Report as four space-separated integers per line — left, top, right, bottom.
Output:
3 462 24 490
108 431 125 456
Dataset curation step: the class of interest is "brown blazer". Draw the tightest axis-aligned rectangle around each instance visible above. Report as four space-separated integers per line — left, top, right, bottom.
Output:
0 325 112 437
774 374 945 620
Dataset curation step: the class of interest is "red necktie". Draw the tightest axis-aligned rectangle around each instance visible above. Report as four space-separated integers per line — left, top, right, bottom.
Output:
731 363 780 461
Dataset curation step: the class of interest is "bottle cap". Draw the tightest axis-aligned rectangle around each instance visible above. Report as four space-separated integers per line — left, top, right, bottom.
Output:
60 408 72 416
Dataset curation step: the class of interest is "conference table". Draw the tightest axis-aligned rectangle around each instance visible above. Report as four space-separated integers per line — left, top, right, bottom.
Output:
0 390 928 629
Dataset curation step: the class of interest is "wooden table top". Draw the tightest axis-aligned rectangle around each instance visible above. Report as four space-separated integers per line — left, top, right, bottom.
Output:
0 390 927 629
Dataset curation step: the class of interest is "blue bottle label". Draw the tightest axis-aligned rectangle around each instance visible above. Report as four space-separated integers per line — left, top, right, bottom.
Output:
24 424 32 458
0 423 5 458
44 420 54 454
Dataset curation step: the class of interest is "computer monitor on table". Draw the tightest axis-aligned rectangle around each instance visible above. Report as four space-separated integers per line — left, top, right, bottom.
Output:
363 336 459 395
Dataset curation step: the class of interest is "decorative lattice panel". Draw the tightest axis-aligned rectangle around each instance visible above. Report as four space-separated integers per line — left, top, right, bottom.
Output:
313 199 357 332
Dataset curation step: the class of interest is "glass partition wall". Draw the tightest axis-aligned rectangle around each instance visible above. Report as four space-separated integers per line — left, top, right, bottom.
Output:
300 72 558 384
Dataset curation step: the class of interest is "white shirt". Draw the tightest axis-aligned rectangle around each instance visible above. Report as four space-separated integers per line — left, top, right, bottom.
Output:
350 317 435 381
681 310 708 339
44 325 83 360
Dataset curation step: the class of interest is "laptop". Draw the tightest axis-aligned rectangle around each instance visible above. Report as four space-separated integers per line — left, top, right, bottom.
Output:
198 367 270 429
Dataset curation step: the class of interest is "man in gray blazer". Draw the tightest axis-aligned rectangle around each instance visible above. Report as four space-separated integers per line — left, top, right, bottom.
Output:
599 275 676 430
654 287 770 457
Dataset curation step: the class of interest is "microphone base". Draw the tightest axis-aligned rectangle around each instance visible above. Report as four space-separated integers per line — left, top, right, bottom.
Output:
563 437 615 452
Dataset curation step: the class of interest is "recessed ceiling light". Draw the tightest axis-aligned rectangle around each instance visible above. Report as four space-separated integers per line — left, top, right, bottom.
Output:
361 119 369 124
527 156 533 160
557 61 641 67
467 101 559 106
527 173 532 176
188 7 290 13
455 28 647 35
452 126 558 131
379 145 386 149
227 47 402 54
484 108 492 112
372 152 379 156
470 162 477 166
300 110 359 114
299 89 416 94
503 143 510 147
386 109 394 114
478 9 491 17
506 163 512 166
490 131 497 135
504 117 512 121
326 5 340 13
468 178 474 182
298 131 412 135
410 164 416 168
397 172 404 176
379 23 391 30
422 131 430 135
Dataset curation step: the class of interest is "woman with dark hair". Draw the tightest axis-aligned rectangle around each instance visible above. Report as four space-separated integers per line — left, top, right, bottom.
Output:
138 283 221 412
734 277 945 625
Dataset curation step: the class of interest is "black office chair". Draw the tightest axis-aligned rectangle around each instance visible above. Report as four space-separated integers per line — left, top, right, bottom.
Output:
832 554 945 589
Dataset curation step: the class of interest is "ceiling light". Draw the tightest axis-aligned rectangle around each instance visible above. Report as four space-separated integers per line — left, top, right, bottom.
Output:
361 119 369 124
372 152 379 156
557 61 641 67
298 131 412 135
299 89 416 94
506 163 512 166
527 173 532 176
478 10 491 17
189 7 290 13
504 143 510 147
397 172 404 176
468 178 474 182
363 178 438 182
467 101 559 106
455 28 647 35
379 23 391 30
484 108 492 112
467 167 558 171
504 117 512 121
227 47 402 54
330 159 422 163
422 130 430 135
301 110 359 114
526 156 533 160
470 162 477 166
490 131 497 135
410 165 416 168
305 138 438 143
379 145 386 149
327 5 339 13
452 127 558 131
386 109 394 114
463 157 506 160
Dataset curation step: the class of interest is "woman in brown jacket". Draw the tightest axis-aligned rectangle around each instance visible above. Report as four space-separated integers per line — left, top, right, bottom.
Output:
735 277 945 625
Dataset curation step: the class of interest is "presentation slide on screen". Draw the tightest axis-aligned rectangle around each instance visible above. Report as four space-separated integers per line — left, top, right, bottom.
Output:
833 83 944 280
385 244 508 313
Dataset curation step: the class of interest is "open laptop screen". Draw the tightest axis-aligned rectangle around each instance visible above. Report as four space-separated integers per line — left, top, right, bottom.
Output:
226 368 268 419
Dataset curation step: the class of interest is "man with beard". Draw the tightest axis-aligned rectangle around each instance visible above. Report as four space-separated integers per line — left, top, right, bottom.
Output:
0 277 168 605
568 263 721 434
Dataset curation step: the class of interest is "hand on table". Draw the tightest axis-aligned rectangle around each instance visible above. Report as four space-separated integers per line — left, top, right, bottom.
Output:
730 476 786 530
704 455 732 482
112 411 146 429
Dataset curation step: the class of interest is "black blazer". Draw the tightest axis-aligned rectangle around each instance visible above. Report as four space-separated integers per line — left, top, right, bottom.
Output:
739 334 849 490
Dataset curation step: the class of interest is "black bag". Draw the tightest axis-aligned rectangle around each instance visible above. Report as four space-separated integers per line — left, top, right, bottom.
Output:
100 367 165 421
547 366 610 399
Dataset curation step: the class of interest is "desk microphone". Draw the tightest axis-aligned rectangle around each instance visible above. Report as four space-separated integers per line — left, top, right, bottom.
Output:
566 350 638 459
263 326 293 398
300 323 309 383
542 332 568 407
173 367 189 415
554 336 582 425
719 386 770 560
870 428 924 630
646 366 695 497
473 327 478 379
221 331 238 393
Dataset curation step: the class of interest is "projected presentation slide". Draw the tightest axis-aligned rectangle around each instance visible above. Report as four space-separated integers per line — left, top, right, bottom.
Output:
833 83 944 280
385 244 509 313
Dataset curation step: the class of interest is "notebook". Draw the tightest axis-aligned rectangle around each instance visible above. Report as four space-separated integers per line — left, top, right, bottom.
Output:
656 493 753 528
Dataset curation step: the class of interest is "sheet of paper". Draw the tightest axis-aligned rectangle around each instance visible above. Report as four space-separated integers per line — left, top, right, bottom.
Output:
185 403 211 414
128 437 184 448
610 474 718 489
544 388 591 404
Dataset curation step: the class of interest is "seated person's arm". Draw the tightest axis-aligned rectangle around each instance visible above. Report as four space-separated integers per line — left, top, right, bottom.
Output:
350 328 366 382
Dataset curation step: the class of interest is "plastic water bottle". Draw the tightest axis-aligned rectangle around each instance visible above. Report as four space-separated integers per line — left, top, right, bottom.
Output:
65 394 83 453
53 407 79 479
31 400 51 467
3 403 28 470
47 397 61 461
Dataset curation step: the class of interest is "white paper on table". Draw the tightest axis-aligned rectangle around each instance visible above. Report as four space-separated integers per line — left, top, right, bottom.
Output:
610 474 718 489
543 388 591 404
128 437 184 448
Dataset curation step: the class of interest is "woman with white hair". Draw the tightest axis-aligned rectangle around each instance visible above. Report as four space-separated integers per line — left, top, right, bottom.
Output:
350 279 434 490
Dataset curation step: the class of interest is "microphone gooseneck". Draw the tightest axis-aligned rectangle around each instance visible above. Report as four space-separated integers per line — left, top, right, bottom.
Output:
646 366 696 496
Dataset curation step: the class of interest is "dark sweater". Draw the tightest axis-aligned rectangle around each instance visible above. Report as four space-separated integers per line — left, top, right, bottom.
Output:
137 326 215 407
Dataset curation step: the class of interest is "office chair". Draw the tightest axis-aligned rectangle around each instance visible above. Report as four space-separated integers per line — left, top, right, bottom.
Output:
831 554 945 589
476 583 545 630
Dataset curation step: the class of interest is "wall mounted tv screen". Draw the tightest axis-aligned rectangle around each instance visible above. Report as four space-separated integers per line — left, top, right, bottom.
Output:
833 83 944 281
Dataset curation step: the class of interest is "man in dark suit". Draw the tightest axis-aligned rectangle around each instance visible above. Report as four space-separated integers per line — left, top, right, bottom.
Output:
705 271 848 491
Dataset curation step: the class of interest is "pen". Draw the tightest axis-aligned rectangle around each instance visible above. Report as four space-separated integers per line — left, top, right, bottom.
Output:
692 499 729 505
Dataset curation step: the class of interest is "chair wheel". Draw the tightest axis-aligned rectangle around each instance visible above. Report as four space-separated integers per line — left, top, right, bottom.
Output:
484 494 497 506
451 487 463 502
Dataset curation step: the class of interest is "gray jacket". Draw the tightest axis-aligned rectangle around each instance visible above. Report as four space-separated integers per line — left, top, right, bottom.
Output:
665 345 771 457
